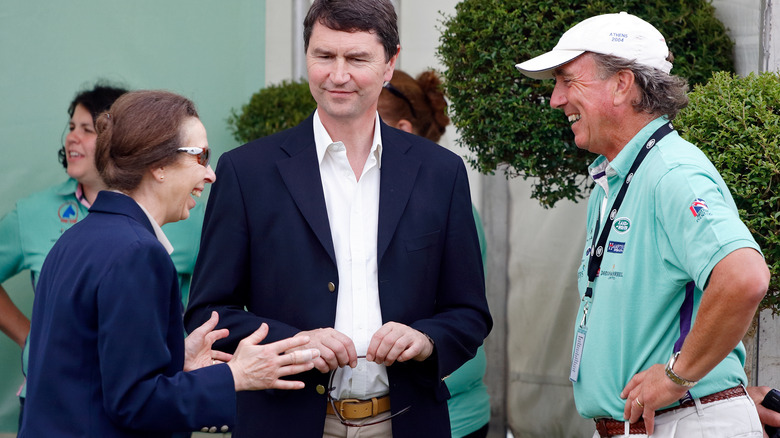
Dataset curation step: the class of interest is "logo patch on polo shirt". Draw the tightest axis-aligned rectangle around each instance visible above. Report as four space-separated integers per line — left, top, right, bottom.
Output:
613 217 631 234
690 198 709 218
607 241 625 254
58 201 79 224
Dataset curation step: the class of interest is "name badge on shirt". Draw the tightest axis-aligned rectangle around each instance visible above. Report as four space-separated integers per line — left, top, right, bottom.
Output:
570 326 587 382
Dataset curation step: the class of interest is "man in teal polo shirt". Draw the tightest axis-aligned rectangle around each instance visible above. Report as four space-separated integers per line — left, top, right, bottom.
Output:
516 12 770 437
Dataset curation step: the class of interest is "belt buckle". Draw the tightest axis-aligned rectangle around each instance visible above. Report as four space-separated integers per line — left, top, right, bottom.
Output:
337 398 363 418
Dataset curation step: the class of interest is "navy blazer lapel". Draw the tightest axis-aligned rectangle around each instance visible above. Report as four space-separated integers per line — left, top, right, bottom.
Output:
276 118 337 264
377 125 420 264
90 191 155 235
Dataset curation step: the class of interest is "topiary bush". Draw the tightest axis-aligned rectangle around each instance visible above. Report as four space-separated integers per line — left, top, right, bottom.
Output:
227 79 316 143
437 0 734 207
676 71 780 311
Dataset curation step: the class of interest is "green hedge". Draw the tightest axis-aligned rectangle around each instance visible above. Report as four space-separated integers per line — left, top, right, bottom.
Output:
228 79 316 144
437 0 734 207
676 71 780 309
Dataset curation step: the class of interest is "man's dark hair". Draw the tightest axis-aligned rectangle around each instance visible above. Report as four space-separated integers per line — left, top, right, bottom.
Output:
303 0 399 62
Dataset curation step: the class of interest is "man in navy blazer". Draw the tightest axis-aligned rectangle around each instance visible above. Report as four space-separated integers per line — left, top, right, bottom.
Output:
184 1 491 436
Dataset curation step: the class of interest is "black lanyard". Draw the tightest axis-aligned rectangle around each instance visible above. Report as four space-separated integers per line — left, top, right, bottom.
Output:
580 121 675 326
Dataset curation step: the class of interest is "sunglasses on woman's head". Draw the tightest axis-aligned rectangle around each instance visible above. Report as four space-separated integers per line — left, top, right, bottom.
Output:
383 82 417 119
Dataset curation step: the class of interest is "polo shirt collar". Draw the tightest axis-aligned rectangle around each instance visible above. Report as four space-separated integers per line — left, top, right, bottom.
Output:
55 177 79 196
588 116 669 180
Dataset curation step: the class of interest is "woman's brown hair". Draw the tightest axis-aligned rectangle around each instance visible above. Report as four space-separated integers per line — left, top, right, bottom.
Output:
95 90 199 192
378 69 450 142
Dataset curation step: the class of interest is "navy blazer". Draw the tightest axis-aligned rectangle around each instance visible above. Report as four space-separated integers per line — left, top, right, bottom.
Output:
185 115 492 437
20 191 236 438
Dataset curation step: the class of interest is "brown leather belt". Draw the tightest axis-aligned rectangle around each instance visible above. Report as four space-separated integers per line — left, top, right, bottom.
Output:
595 385 747 437
326 395 391 420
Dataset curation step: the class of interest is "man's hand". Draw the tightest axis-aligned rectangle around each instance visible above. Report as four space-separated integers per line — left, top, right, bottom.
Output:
619 248 768 435
748 386 780 438
620 364 690 436
366 322 434 366
290 328 358 373
228 323 320 391
183 311 233 371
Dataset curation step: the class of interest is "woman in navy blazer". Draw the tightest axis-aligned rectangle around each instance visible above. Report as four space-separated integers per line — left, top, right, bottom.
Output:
19 90 319 438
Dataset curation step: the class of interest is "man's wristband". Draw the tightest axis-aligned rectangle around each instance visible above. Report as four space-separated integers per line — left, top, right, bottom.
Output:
665 351 698 388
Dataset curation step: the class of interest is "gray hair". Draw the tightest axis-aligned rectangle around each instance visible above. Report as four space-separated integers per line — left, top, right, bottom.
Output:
591 52 689 120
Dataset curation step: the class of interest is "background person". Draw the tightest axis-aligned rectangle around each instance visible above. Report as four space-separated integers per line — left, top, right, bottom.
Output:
377 68 490 438
0 83 126 426
0 83 125 351
748 386 780 437
516 12 769 437
18 90 319 438
184 1 492 436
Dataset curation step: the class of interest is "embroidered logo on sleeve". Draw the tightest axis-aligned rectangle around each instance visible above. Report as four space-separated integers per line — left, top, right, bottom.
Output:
689 198 709 218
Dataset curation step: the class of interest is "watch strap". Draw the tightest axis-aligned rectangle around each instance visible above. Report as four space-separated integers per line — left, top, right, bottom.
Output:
665 351 698 388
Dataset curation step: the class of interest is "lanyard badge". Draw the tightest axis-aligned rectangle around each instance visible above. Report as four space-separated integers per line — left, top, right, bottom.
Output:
570 282 592 382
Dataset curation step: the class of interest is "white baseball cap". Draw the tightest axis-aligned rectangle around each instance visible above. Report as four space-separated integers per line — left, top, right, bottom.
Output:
515 12 672 80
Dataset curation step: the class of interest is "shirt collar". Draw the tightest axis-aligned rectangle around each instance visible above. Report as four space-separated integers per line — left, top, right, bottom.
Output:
56 177 80 196
313 109 383 169
588 116 669 181
74 183 92 208
113 190 174 255
55 178 93 208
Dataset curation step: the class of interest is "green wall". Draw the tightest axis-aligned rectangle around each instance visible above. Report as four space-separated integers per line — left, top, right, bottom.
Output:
0 1 266 432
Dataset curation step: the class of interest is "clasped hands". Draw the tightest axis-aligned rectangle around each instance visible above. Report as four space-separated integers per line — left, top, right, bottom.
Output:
287 321 435 373
184 311 320 391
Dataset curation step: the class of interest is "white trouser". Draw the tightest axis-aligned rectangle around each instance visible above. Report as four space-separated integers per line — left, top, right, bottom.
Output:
591 394 762 437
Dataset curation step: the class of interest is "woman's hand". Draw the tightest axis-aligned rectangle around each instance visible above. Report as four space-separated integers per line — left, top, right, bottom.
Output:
183 311 233 372
228 323 320 391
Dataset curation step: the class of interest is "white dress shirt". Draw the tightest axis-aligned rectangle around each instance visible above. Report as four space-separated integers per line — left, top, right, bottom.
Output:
313 110 389 399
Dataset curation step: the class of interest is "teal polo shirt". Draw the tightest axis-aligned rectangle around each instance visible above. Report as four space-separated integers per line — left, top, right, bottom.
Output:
572 117 760 420
0 178 89 286
0 178 204 398
0 178 202 298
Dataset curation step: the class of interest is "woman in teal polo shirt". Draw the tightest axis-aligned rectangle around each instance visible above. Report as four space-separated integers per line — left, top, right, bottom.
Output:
0 83 127 427
0 84 127 351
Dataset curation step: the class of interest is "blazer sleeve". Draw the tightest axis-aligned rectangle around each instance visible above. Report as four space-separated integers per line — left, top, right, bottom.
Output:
408 160 492 381
97 240 236 431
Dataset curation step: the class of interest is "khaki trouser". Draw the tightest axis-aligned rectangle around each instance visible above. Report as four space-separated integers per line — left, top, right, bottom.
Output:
323 411 393 438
